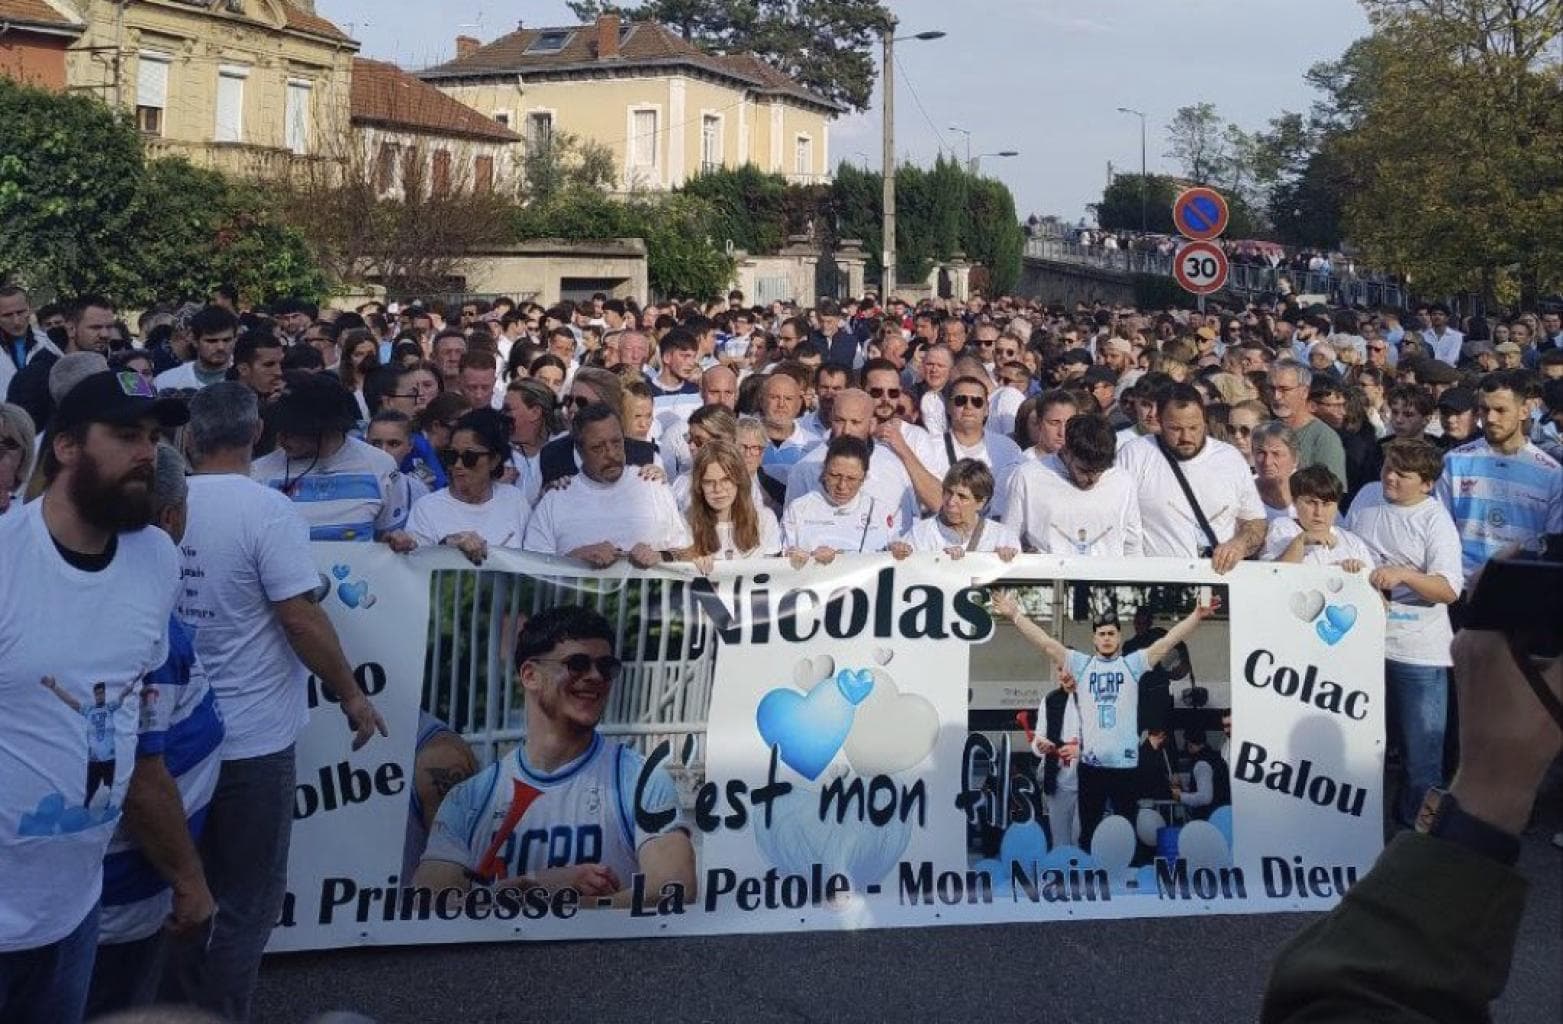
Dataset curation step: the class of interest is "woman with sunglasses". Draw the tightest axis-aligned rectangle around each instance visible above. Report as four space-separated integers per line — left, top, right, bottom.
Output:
388 408 529 565
671 441 781 574
0 402 35 516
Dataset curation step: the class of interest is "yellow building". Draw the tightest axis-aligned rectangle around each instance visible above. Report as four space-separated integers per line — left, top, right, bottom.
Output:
62 0 357 179
419 14 843 192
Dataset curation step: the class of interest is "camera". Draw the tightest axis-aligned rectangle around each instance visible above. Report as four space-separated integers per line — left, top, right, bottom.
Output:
1465 546 1563 659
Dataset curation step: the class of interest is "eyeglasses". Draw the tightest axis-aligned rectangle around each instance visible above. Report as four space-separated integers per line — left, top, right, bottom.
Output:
444 449 492 468
530 653 623 681
1232 425 1254 436
0 436 20 453
867 387 901 399
976 338 996 347
950 394 986 409
568 394 595 409
389 392 421 400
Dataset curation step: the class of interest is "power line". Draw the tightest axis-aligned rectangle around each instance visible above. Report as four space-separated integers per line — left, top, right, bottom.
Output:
893 51 949 160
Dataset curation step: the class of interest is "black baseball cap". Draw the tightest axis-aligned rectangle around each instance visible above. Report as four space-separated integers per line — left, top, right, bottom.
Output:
1437 387 1477 414
53 371 190 432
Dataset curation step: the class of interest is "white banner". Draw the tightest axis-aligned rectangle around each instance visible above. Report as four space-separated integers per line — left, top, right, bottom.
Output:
269 545 1385 951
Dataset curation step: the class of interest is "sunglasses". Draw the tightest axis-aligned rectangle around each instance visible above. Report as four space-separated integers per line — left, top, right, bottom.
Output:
568 394 595 409
445 449 492 468
867 387 901 399
0 436 20 453
950 394 986 409
532 653 623 681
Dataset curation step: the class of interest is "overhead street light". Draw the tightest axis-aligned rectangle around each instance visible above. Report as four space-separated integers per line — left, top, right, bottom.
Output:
1116 106 1148 234
970 150 1020 174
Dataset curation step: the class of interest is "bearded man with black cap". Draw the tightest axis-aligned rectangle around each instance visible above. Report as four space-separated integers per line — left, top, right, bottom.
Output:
0 370 194 1024
250 371 411 541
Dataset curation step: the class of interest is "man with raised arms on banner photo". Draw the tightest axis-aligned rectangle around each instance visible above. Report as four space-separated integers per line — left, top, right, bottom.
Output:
413 606 697 907
991 590 1221 847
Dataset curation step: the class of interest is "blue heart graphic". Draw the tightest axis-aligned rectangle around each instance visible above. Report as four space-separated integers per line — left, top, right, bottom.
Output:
757 670 874 780
338 580 368 608
332 564 351 580
1316 619 1344 645
1324 603 1357 633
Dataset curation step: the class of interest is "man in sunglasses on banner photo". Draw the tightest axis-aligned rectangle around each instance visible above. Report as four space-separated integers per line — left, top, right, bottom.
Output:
412 606 696 906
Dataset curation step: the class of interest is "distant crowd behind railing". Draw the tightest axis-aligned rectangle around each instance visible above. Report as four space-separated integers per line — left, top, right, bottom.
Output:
1022 231 1411 310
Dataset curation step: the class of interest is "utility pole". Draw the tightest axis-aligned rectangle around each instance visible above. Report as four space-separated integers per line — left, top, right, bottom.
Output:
880 23 945 300
1117 107 1148 234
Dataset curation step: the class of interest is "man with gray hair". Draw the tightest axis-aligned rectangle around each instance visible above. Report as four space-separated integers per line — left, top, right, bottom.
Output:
1267 358 1346 487
164 383 385 1022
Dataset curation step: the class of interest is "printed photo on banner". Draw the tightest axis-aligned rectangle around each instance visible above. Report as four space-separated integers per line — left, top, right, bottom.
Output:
966 578 1234 900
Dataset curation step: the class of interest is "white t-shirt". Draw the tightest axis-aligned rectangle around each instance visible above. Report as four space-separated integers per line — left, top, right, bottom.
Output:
988 387 1024 438
179 474 322 759
1116 435 1265 557
406 483 530 549
1001 455 1142 557
901 514 1021 554
0 502 178 952
1263 501 1296 522
1344 484 1465 666
912 430 1025 510
252 436 411 541
704 509 783 560
783 442 917 532
781 489 898 553
523 472 690 555
152 361 229 391
1262 517 1378 568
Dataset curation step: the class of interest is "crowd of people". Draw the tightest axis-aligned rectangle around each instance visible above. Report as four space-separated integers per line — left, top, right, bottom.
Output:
1 277 1561 1023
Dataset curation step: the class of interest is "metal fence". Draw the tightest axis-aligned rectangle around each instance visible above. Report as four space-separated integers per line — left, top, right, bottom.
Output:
1023 237 1409 309
420 570 718 783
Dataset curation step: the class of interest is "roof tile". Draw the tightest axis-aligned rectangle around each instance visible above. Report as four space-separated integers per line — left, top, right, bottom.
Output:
281 2 353 42
351 59 521 144
0 0 81 29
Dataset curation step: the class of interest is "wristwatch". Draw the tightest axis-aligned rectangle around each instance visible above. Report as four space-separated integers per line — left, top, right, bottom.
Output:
1414 788 1521 866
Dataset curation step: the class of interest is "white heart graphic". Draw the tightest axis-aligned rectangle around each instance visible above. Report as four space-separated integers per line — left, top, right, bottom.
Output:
843 668 938 775
873 648 894 666
1326 577 1344 593
792 654 835 689
1288 590 1325 623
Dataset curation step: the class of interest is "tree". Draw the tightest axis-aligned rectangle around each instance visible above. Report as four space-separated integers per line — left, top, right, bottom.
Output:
277 131 518 296
566 0 890 111
1332 1 1563 302
1093 174 1181 234
520 130 616 206
1165 103 1232 186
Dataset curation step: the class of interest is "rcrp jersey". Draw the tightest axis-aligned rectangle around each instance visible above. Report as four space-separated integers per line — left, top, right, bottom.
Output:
251 435 410 542
422 732 685 886
1066 648 1150 770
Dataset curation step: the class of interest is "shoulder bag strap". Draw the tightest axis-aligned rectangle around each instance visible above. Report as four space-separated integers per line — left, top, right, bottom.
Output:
1156 437 1220 553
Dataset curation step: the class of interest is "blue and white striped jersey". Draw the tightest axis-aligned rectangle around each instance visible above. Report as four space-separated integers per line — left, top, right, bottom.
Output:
1436 438 1562 584
100 616 224 946
421 732 685 886
252 435 411 541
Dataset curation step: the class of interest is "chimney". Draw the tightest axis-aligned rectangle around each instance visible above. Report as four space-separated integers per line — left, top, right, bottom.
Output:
596 13 621 59
456 35 480 60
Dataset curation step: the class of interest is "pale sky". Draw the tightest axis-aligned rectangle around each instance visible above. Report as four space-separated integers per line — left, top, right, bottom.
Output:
321 0 1371 221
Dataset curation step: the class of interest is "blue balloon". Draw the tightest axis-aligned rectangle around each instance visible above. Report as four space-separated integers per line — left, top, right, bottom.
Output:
1040 844 1097 872
1134 864 1160 895
972 858 1006 888
1000 821 1049 872
1208 806 1235 851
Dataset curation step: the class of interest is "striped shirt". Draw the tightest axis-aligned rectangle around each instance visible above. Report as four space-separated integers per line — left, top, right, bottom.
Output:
252 436 411 541
1436 438 1562 584
100 616 225 945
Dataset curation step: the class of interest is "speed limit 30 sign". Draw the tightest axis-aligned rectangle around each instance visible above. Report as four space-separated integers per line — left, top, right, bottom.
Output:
1173 240 1229 296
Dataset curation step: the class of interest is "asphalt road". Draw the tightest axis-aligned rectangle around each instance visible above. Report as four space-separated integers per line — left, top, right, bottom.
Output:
254 820 1562 1024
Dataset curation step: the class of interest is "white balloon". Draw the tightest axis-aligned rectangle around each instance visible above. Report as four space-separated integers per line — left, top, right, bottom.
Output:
1089 814 1136 874
753 784 911 888
1177 820 1233 872
1135 806 1166 847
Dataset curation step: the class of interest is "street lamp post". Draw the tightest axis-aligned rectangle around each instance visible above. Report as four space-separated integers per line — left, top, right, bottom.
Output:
948 124 973 168
970 149 1019 176
1116 106 1147 234
881 23 945 300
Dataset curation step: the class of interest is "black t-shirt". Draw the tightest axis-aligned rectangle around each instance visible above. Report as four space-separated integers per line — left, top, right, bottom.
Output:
52 532 117 573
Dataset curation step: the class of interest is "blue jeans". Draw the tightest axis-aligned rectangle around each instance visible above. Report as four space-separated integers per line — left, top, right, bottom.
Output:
0 905 99 1024
1386 660 1448 825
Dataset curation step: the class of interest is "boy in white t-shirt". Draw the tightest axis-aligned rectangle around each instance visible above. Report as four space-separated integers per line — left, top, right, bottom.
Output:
1264 465 1375 572
1343 438 1463 826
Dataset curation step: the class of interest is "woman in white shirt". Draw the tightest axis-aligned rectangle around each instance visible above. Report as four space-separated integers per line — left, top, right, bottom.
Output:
670 440 781 573
386 408 530 565
781 436 895 567
890 459 1020 561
